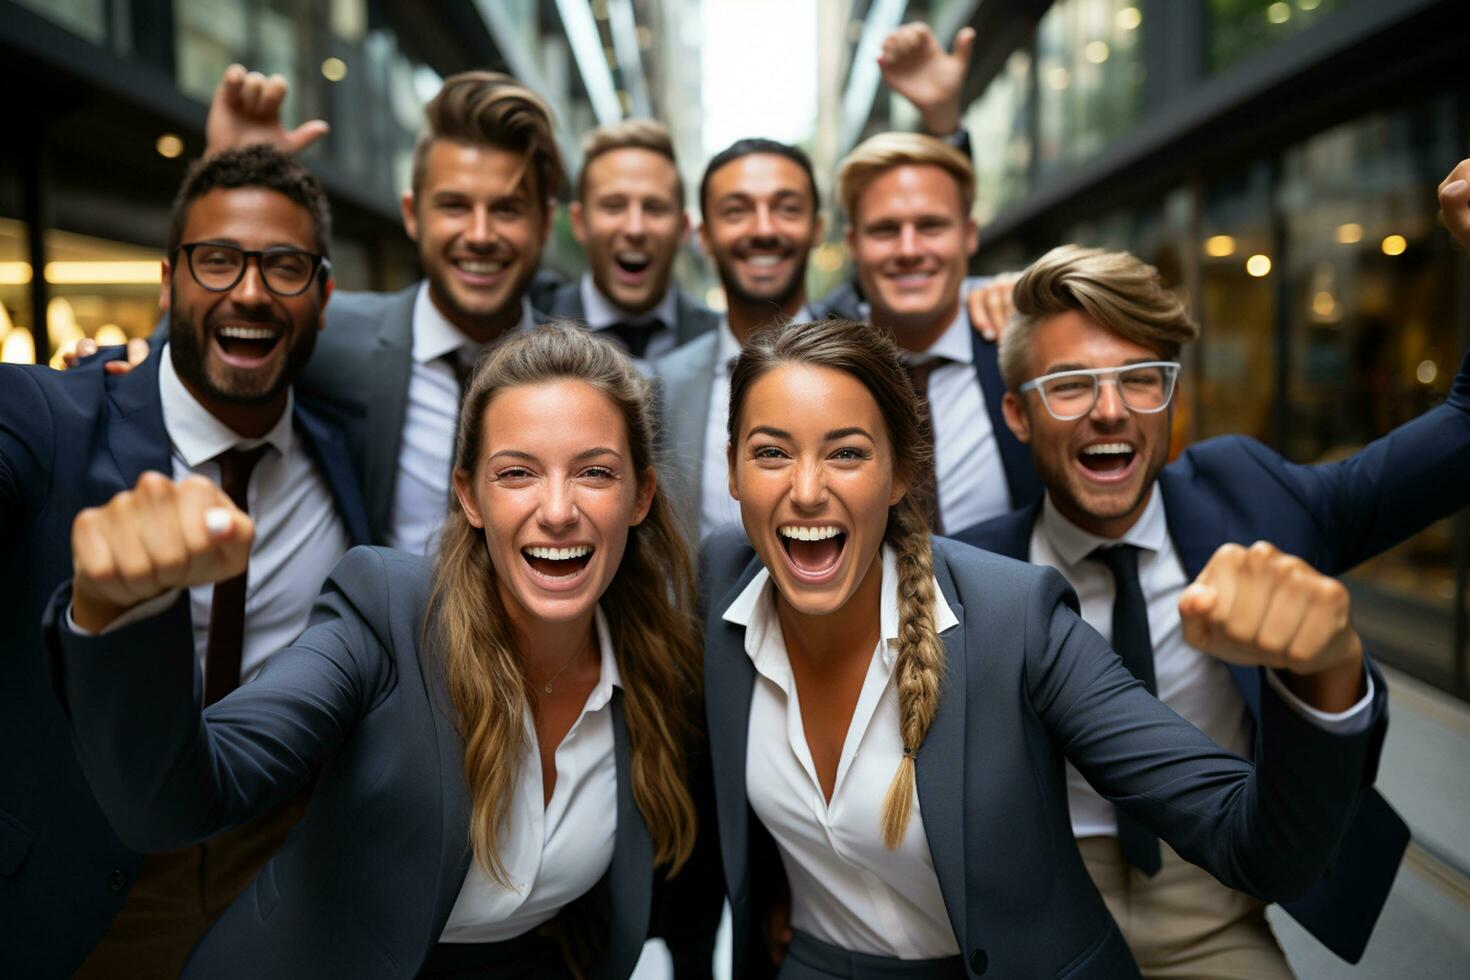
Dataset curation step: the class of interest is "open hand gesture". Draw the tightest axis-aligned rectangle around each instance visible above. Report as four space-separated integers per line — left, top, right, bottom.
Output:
206 64 330 158
878 22 976 136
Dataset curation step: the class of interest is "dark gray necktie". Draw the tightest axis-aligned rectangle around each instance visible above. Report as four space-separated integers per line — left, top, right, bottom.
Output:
607 319 663 360
203 445 269 707
1087 543 1163 876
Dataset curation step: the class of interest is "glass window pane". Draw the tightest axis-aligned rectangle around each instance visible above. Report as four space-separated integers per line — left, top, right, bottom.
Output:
1037 0 1145 179
1208 0 1348 74
13 0 107 45
967 50 1032 225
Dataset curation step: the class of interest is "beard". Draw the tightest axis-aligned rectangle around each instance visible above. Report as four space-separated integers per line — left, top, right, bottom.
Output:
169 293 316 406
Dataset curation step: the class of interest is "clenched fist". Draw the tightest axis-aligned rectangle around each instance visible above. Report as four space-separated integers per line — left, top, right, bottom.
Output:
1179 541 1365 712
71 472 254 633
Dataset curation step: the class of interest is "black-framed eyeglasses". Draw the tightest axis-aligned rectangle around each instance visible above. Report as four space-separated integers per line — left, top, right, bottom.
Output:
177 242 332 297
1018 361 1181 421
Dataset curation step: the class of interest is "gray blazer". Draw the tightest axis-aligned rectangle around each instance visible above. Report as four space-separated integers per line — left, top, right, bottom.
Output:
50 547 654 980
700 528 1386 980
545 278 720 351
650 331 724 542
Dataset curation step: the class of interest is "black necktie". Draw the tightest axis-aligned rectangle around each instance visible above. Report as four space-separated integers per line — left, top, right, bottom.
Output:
203 445 269 706
1087 544 1162 876
607 319 663 360
904 358 945 534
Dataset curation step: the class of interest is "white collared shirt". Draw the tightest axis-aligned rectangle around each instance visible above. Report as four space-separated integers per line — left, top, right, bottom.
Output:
724 547 963 959
895 304 1009 533
440 609 622 941
387 283 535 557
698 307 815 541
1029 490 1376 839
579 272 680 365
158 345 351 688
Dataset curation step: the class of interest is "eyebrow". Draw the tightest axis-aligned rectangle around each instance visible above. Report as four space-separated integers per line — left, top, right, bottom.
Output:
193 237 309 251
1041 357 1161 374
486 447 623 463
745 425 874 442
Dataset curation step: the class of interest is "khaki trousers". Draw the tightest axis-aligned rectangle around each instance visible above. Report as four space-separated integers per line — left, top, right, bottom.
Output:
1077 835 1295 980
73 795 307 980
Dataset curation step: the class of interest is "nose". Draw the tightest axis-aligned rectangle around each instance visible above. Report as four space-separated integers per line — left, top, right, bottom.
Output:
538 477 580 530
789 457 829 512
751 203 776 241
231 257 271 308
464 204 495 248
897 223 921 260
625 203 646 238
1090 377 1129 426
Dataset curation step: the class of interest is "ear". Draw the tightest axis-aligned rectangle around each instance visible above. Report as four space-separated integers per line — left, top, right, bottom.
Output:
1002 391 1032 444
158 258 173 313
318 278 334 331
569 200 588 245
630 466 657 527
726 441 740 502
811 211 826 246
887 469 909 508
678 210 691 242
964 216 980 257
451 467 485 529
400 190 419 241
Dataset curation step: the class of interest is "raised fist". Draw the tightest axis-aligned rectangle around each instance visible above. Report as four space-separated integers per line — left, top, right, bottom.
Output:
71 472 253 632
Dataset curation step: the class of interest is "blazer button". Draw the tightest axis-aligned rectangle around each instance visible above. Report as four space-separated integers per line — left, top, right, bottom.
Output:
109 870 128 891
969 948 988 975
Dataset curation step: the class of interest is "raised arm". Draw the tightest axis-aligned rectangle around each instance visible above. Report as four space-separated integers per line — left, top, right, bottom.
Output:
1026 550 1381 901
51 473 392 851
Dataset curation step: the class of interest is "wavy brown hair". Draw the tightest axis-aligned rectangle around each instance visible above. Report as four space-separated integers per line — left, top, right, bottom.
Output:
428 323 700 884
727 318 945 849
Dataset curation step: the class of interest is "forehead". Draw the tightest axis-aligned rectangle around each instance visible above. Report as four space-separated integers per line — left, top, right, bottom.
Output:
180 187 316 249
583 147 680 199
421 140 533 198
484 378 630 450
855 163 963 221
739 363 886 436
707 153 812 204
1029 310 1164 372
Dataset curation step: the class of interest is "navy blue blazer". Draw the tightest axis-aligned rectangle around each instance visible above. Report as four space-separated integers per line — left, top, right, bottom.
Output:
0 349 370 979
700 529 1387 980
954 348 1470 962
49 547 655 979
808 279 1041 510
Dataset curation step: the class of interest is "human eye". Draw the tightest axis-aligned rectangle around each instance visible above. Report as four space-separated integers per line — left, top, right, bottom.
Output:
751 445 790 462
829 446 871 463
491 466 535 485
579 465 617 482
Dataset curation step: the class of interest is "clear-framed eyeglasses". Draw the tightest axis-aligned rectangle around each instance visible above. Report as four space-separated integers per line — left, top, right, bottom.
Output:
1018 361 1181 421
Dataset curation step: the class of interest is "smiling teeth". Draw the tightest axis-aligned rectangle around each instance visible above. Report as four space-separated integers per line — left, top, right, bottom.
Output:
456 260 507 274
1082 443 1134 455
779 526 842 541
218 326 277 341
617 251 650 264
524 545 592 560
746 255 782 268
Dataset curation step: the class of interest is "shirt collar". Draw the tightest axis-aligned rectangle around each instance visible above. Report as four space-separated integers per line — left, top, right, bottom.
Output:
584 605 623 714
860 298 973 366
157 342 294 468
722 545 959 672
580 273 678 330
1038 487 1168 568
410 280 533 364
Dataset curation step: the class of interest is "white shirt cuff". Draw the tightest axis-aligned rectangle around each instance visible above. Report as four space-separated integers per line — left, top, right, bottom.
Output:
1264 665 1376 735
66 590 182 636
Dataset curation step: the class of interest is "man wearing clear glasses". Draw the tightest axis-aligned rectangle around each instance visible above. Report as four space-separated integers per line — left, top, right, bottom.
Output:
957 216 1470 973
0 145 370 978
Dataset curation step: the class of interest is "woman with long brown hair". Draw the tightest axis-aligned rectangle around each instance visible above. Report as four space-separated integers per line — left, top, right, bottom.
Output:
701 316 1385 979
54 324 701 979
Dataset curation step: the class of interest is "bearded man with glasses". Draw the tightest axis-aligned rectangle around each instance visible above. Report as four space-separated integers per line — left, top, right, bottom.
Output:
957 198 1470 976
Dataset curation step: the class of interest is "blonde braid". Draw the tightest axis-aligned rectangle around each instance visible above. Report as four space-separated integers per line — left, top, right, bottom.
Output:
879 495 946 849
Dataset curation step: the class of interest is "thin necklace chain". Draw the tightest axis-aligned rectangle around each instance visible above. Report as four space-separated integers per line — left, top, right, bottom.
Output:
536 642 590 695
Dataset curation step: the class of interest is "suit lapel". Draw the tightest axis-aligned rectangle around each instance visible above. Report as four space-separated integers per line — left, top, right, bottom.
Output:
103 352 172 485
599 691 653 980
292 399 372 547
1158 468 1259 713
915 556 969 953
970 330 1041 509
362 287 417 543
962 500 1039 559
418 621 476 940
658 334 720 532
673 290 717 346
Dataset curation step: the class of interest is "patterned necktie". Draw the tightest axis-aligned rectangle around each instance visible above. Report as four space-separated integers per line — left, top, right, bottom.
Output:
607 319 664 360
203 445 270 706
904 358 945 534
1087 543 1163 876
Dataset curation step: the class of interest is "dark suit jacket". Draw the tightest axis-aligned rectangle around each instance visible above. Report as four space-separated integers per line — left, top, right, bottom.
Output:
953 349 1470 962
0 350 369 979
49 547 656 980
700 529 1387 980
544 277 719 351
808 277 1041 511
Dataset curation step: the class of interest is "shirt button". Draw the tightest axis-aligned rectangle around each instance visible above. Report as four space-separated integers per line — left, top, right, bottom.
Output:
109 870 128 892
969 948 988 975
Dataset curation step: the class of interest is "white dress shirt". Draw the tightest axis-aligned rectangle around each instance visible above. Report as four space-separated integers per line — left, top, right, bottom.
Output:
724 548 963 959
1028 490 1376 839
440 609 621 941
123 347 352 687
698 307 815 540
579 273 680 365
387 283 534 557
899 305 1010 533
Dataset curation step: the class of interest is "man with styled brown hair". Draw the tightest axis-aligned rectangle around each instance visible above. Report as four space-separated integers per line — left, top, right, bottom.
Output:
543 119 717 362
958 164 1470 971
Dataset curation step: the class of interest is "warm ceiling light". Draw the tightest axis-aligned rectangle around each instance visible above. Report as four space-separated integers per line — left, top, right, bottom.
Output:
2 327 35 364
43 261 163 285
1267 2 1292 24
1417 359 1438 385
1204 235 1236 257
1046 67 1071 90
0 261 33 284
1084 41 1110 64
156 134 184 158
1116 6 1142 31
1246 254 1272 277
1299 0 1322 10
321 57 348 82
93 324 129 346
1336 223 1363 244
1381 235 1407 256
1312 291 1336 317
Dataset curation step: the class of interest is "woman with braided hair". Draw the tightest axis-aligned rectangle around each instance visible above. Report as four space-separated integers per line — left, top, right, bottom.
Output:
700 316 1386 979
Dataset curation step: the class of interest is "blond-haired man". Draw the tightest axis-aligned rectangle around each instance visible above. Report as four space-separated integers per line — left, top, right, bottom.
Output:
544 119 717 362
955 184 1470 971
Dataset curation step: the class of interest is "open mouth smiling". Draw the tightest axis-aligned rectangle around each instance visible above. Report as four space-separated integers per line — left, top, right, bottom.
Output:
614 250 652 277
521 544 595 583
777 524 848 584
1076 441 1137 481
213 323 284 366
